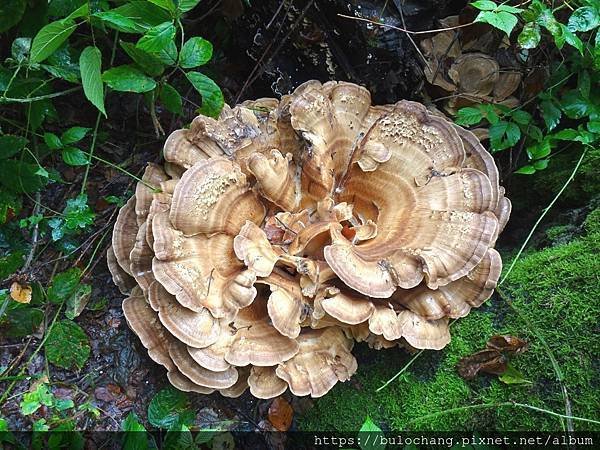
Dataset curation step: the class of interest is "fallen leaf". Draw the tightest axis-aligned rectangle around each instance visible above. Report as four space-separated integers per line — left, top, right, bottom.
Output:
268 396 293 432
10 282 32 303
457 349 508 380
486 335 528 354
498 363 532 385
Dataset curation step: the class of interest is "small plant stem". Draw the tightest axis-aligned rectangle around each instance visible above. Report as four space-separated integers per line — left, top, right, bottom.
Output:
0 87 82 104
376 350 424 392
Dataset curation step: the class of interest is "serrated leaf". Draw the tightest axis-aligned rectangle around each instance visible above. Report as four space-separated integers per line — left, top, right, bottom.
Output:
20 384 54 415
47 268 82 304
515 164 536 175
470 1 497 11
527 140 551 159
122 412 156 450
147 387 194 429
120 41 165 77
540 100 561 130
186 72 224 118
61 127 91 145
178 0 202 13
561 90 592 119
136 21 176 53
159 83 183 115
0 135 28 159
102 65 157 93
62 147 89 166
45 319 90 370
475 10 518 36
455 107 484 126
518 22 541 49
568 6 599 32
489 121 521 151
30 19 78 64
94 11 147 34
179 37 213 68
511 110 532 125
44 132 63 150
80 46 106 116
552 128 579 140
0 0 26 33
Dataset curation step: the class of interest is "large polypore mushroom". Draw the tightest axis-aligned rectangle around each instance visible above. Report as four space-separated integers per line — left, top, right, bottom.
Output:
110 80 510 399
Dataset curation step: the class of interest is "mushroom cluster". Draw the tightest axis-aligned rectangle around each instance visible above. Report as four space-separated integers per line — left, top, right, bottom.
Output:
420 15 522 116
109 80 511 399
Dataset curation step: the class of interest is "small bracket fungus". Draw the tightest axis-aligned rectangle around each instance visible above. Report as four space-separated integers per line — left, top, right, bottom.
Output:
110 80 510 399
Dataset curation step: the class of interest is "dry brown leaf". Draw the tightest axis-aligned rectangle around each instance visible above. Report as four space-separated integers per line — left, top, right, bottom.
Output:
10 281 32 304
486 335 528 354
268 396 294 432
456 349 508 380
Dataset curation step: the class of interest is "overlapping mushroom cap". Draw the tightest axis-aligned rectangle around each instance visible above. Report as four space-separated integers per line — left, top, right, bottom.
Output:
109 80 510 399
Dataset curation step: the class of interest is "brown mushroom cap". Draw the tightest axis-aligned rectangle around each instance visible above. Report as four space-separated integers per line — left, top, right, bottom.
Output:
275 328 357 398
112 196 138 276
107 247 136 294
187 327 235 372
397 310 451 350
448 53 500 97
248 366 288 399
167 371 215 394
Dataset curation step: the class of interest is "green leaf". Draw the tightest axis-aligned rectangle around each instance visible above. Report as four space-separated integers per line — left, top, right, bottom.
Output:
0 160 48 193
62 147 90 166
2 304 44 338
518 23 541 49
497 4 523 14
65 3 89 20
0 135 28 159
65 283 92 320
148 0 176 14
515 164 536 175
94 11 147 34
527 140 551 159
489 121 521 151
154 40 178 65
179 37 213 68
499 364 532 384
20 384 54 415
110 2 171 28
0 0 26 33
44 132 63 150
61 127 91 145
358 416 385 450
55 398 75 411
11 37 31 63
63 194 95 230
533 159 549 170
561 24 584 55
136 21 176 53
178 0 203 13
102 65 157 93
147 387 194 429
122 412 156 450
568 6 599 32
160 83 183 115
0 191 21 223
186 72 224 118
588 120 600 133
45 319 90 370
80 46 106 117
578 70 591 99
47 268 82 304
120 41 165 77
455 107 483 126
30 19 78 64
540 100 561 130
511 110 532 125
561 90 592 119
163 424 194 450
470 1 497 11
552 128 579 140
475 10 518 36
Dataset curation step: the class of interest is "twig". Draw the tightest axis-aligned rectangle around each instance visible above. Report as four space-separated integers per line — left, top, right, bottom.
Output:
376 349 424 392
0 87 81 104
22 192 42 271
337 13 474 35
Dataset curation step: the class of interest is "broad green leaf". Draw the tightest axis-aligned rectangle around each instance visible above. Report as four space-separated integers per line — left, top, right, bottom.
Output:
45 319 90 370
30 19 78 63
455 106 483 126
65 283 92 320
122 412 156 450
80 46 106 116
2 305 43 338
120 41 165 77
147 387 194 429
527 124 543 143
552 128 579 140
148 0 176 14
0 135 28 159
47 268 82 304
179 37 213 68
159 83 183 115
540 100 561 130
65 3 89 20
178 0 203 13
489 121 521 151
41 64 80 83
48 0 86 17
163 424 194 450
155 40 178 65
43 132 63 150
62 147 90 166
497 4 523 14
527 140 551 159
518 23 541 49
578 70 591 99
186 72 224 118
110 2 172 28
55 398 75 411
588 120 600 133
561 90 592 119
94 11 147 34
61 127 91 145
470 1 497 11
568 6 599 32
102 65 157 93
514 164 536 175
0 160 48 193
475 10 518 36
561 24 584 55
20 384 54 415
498 364 532 384
63 194 95 230
532 159 549 170
511 110 532 125
0 0 26 33
136 21 176 53
358 416 385 450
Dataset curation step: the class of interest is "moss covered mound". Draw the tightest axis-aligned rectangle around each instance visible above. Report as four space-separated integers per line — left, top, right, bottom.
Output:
299 209 600 431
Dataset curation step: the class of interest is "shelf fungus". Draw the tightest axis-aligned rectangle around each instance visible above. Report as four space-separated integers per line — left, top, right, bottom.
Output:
110 80 510 399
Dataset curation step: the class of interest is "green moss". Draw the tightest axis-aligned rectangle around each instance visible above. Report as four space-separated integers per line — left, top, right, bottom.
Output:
298 209 600 432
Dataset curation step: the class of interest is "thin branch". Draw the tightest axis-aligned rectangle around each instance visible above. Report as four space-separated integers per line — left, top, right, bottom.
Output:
0 87 81 104
337 13 474 35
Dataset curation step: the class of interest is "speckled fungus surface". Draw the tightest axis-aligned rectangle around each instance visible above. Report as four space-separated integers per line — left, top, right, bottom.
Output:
109 80 511 399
